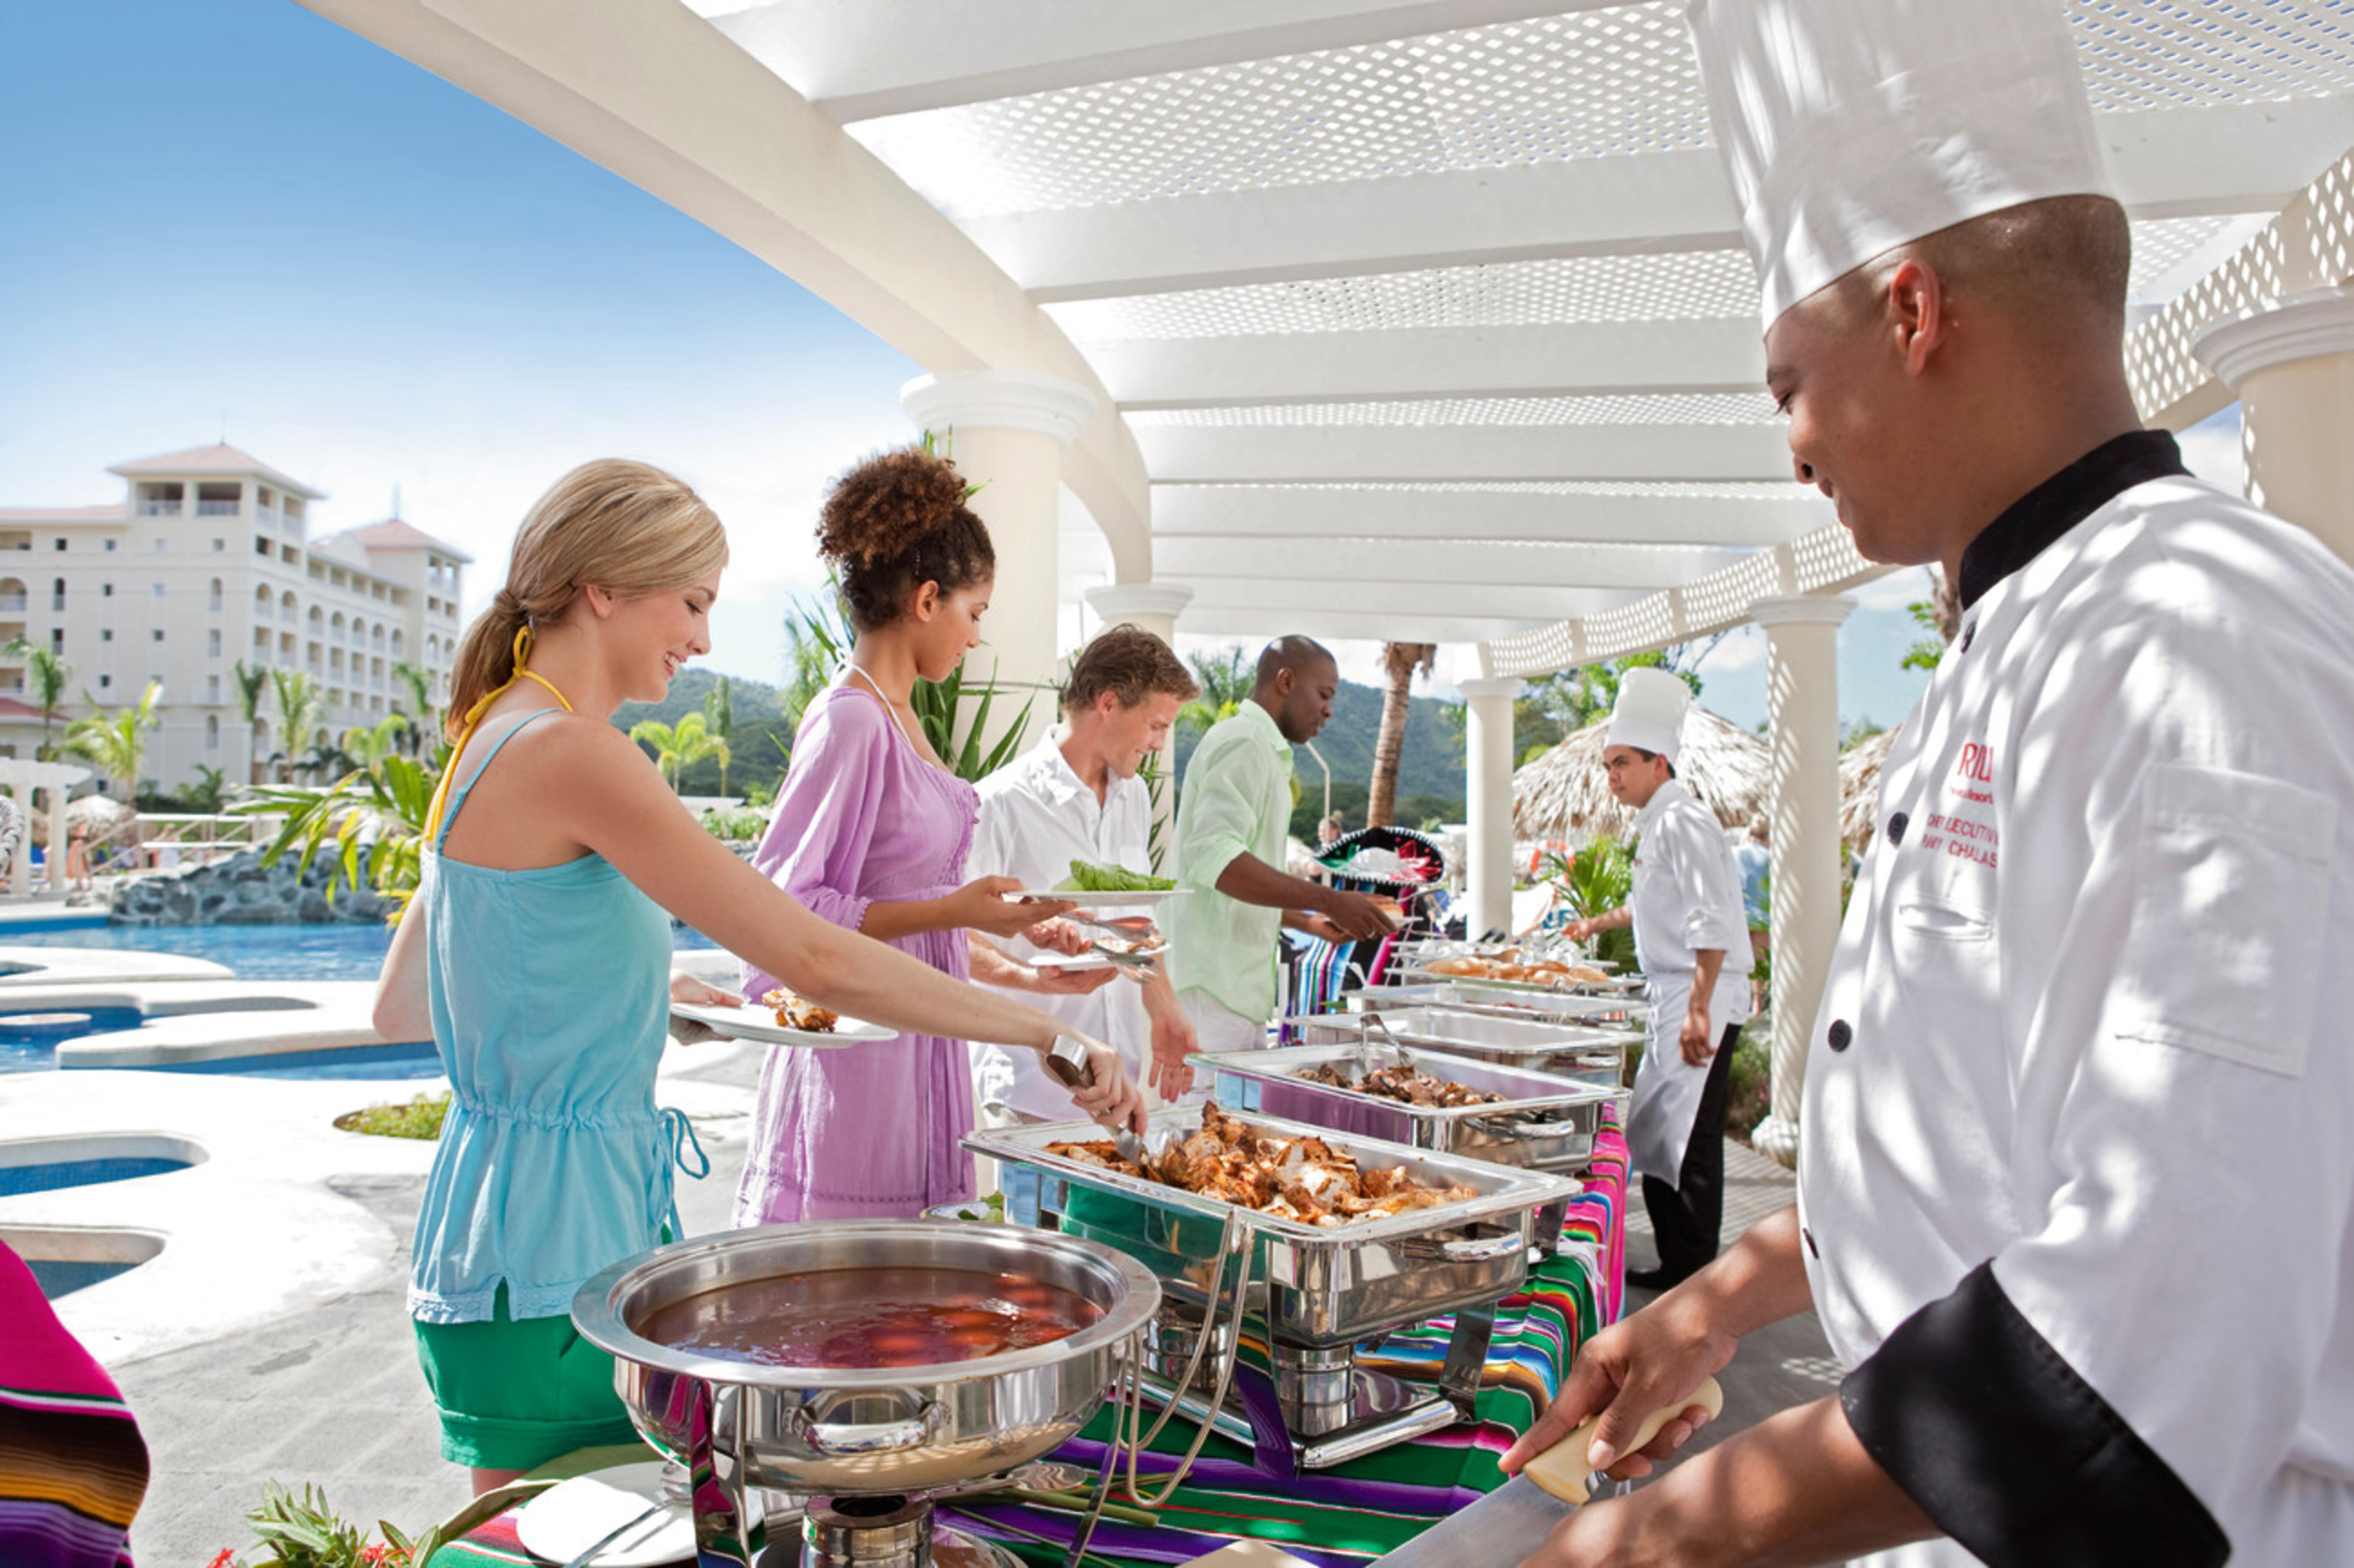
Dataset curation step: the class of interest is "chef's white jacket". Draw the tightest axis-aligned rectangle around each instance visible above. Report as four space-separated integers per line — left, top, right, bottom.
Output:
1624 777 1753 1182
1799 433 2354 1567
966 729 1154 1122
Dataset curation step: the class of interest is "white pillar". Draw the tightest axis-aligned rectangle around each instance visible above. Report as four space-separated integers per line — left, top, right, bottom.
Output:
1083 583 1192 650
900 370 1097 756
2193 285 2354 565
6 784 25 897
1745 594 1855 1169
1457 678 1525 941
44 783 68 895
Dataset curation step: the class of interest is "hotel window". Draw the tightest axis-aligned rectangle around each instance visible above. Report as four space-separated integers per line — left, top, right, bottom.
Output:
212 538 225 552
207 674 220 701
98 674 111 689
207 630 221 658
208 579 222 611
99 629 112 643
49 629 62 652
152 583 166 598
104 538 116 552
205 715 220 751
52 539 65 551
50 579 63 612
153 538 168 553
151 629 165 642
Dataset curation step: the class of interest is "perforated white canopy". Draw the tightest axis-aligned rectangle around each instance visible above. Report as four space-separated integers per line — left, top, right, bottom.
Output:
307 0 2354 667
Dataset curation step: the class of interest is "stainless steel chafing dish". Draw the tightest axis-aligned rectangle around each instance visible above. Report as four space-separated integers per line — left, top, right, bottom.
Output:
967 1107 1577 1472
1349 979 1649 1031
1283 1008 1629 1086
1191 1042 1628 1174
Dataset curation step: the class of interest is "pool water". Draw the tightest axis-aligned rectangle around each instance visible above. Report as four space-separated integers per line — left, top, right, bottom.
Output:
2 922 718 982
0 1154 192 1197
161 1041 446 1080
29 1258 138 1298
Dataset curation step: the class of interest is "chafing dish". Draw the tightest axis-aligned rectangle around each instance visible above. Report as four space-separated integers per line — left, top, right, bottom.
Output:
967 1107 1576 1472
1283 1008 1629 1087
1349 979 1648 1030
573 1220 1159 1568
1192 1042 1628 1174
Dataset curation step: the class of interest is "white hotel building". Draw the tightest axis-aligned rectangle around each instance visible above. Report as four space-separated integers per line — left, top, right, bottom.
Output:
0 444 470 794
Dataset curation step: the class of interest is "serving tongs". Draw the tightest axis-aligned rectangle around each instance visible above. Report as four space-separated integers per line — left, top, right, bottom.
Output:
1040 1035 1177 1166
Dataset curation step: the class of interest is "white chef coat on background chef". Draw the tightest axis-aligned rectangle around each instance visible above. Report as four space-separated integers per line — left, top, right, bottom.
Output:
966 728 1153 1123
1800 454 2354 1566
1623 776 1753 1184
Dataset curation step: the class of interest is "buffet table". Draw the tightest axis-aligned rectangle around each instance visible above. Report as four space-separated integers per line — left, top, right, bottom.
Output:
433 1116 1627 1568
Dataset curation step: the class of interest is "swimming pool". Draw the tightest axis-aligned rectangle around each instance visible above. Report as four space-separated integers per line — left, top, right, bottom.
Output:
0 920 719 981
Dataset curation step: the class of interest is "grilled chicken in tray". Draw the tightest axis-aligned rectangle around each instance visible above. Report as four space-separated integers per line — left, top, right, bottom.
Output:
1047 1101 1475 1228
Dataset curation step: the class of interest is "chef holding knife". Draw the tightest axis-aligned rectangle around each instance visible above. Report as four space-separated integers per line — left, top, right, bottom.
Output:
1493 1 2354 1565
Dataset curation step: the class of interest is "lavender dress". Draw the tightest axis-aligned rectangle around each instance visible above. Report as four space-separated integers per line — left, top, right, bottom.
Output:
734 682 981 1225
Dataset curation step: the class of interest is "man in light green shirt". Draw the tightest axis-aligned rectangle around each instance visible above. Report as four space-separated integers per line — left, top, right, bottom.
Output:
1166 638 1397 1055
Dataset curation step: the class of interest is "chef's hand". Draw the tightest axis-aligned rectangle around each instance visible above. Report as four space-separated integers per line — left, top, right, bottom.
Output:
1501 1292 1728 1488
1563 917 1597 943
1680 1008 1716 1065
1315 887 1397 942
1024 916 1093 956
666 973 745 1046
950 876 1073 940
1054 1033 1148 1135
1148 1007 1197 1100
1028 962 1120 996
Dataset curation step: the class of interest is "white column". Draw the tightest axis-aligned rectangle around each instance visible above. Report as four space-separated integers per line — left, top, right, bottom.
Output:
1083 583 1192 649
1457 678 1525 942
901 370 1097 756
44 783 69 895
2193 285 2354 565
6 784 25 897
1745 594 1855 1169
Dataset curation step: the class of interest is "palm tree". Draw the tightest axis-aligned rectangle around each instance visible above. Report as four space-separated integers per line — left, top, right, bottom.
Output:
1367 642 1436 828
701 675 736 796
65 680 164 800
628 711 730 793
390 660 435 752
341 713 415 770
20 646 70 759
233 659 271 785
270 669 324 783
184 764 231 815
1178 646 1252 736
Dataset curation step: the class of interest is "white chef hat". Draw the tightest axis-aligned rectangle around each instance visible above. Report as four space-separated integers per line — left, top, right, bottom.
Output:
1607 667 1693 766
1687 0 2115 329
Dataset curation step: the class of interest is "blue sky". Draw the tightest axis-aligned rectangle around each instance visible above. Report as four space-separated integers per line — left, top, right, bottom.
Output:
0 1 2247 736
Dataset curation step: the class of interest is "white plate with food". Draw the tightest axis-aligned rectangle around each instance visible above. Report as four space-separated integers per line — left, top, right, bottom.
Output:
516 1460 767 1568
671 998 893 1047
1021 889 1175 909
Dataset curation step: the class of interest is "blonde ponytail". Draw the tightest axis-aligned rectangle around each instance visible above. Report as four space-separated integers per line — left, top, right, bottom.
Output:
445 460 728 740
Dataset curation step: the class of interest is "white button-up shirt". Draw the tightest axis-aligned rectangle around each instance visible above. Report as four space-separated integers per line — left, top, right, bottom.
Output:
965 729 1154 1122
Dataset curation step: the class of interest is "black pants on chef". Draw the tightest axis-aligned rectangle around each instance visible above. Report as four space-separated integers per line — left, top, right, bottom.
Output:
1641 1023 1744 1286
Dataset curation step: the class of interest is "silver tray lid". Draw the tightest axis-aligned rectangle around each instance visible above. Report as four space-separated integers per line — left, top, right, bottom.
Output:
1191 1042 1627 1119
965 1105 1579 1241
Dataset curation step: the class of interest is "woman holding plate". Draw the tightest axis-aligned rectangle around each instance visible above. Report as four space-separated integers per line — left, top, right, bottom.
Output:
373 458 1141 1494
733 443 1119 1226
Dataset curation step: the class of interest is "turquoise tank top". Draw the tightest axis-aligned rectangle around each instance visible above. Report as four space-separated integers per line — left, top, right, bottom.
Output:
406 708 706 1324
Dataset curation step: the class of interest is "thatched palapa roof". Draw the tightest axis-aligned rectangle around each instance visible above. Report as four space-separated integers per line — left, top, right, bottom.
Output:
1514 707 1770 845
1840 727 1898 855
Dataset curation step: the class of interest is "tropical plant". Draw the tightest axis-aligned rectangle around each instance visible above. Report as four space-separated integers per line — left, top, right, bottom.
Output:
240 744 440 914
270 670 325 782
1902 566 1962 672
24 646 70 758
1539 835 1639 973
213 1479 444 1568
628 710 731 792
1177 647 1251 738
184 764 231 815
64 679 164 798
701 674 735 795
232 658 272 784
340 714 415 770
1368 642 1436 827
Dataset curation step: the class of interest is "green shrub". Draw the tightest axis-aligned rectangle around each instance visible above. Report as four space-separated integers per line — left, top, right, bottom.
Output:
334 1093 449 1140
700 806 770 841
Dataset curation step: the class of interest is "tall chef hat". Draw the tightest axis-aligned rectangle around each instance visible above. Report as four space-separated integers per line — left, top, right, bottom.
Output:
1607 667 1693 767
1687 0 2115 329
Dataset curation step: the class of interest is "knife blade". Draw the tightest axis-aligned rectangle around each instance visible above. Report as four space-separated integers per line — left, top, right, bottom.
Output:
1366 1376 1725 1568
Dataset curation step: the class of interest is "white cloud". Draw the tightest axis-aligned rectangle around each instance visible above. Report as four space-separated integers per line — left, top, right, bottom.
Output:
1851 566 1935 612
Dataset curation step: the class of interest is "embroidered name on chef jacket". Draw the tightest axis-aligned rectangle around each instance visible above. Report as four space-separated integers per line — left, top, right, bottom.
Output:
1915 742 1999 870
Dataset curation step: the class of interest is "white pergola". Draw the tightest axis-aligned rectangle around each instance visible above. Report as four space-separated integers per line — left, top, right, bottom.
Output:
296 0 2354 1159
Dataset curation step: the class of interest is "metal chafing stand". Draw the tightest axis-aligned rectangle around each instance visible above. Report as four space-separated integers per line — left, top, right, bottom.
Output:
1281 1007 1632 1086
967 1107 1576 1476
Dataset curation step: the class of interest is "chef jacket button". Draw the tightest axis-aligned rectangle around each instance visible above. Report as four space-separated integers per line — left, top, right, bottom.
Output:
1960 621 1977 652
1827 1019 1853 1052
1886 811 1909 845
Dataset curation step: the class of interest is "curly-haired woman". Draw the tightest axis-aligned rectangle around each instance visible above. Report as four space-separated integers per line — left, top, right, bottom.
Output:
733 444 1118 1225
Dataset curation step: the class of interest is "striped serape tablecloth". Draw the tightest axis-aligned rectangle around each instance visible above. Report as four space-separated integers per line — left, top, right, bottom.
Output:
436 1117 1628 1568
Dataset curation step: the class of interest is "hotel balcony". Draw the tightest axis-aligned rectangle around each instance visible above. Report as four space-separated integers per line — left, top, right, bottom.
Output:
0 594 26 613
196 500 242 517
137 500 184 517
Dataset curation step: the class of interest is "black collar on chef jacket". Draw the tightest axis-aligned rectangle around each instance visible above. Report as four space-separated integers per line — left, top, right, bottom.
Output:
1955 428 2190 611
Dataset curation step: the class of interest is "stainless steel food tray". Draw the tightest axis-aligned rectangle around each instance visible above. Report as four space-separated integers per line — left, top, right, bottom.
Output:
1398 964 1649 999
1347 981 1647 1030
965 1107 1577 1350
1283 1009 1628 1087
1192 1043 1627 1173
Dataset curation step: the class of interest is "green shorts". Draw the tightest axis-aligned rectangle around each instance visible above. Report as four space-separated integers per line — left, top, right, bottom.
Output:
412 1286 639 1471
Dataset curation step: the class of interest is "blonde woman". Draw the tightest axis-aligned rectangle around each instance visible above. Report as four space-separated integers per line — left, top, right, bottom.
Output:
372 459 1142 1495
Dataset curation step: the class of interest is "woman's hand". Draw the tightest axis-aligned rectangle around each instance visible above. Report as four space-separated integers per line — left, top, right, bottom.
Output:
667 972 746 1046
947 876 1073 939
1148 1007 1198 1100
1024 917 1093 956
1027 962 1120 996
1050 1032 1148 1135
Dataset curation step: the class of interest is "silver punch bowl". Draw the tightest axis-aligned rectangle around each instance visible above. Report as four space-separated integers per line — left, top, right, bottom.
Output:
571 1220 1161 1496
